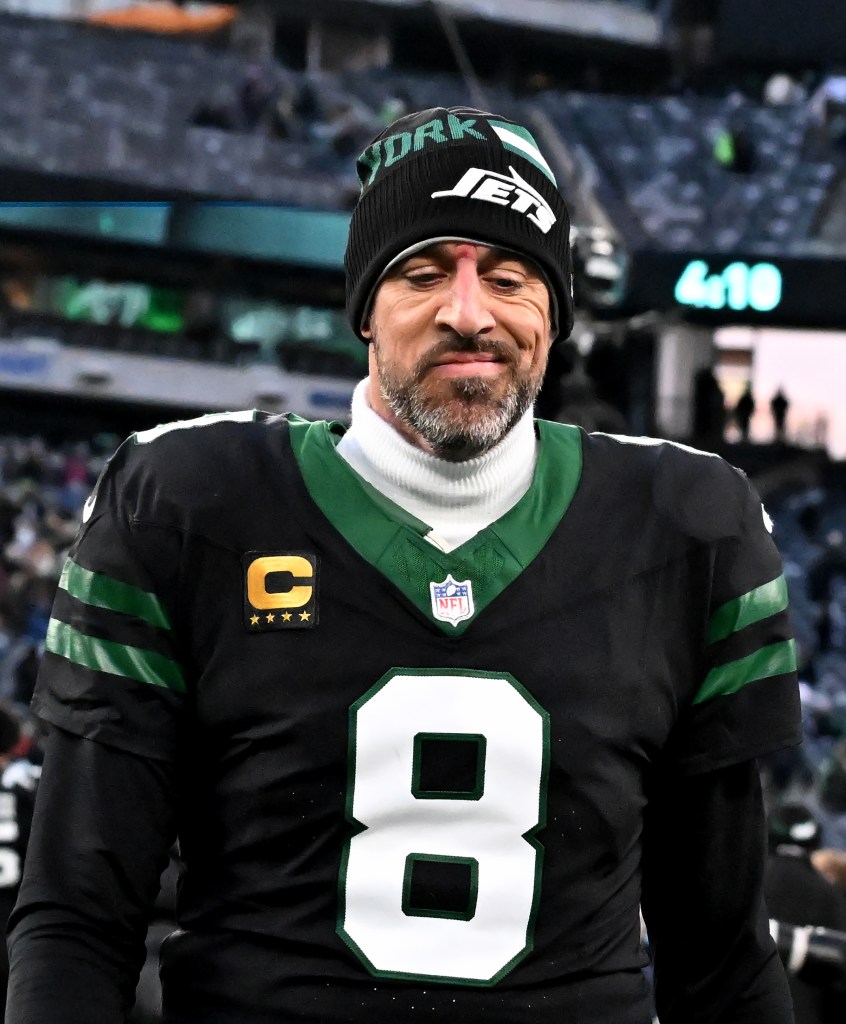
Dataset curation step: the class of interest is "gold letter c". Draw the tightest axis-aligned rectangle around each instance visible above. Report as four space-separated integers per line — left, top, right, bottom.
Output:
247 556 313 610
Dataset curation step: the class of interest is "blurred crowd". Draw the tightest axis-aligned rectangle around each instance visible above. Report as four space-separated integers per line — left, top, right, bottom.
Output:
763 486 846 839
758 480 846 1022
0 436 113 713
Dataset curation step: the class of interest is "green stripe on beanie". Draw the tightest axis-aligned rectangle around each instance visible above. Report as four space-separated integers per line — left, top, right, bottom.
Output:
344 106 574 343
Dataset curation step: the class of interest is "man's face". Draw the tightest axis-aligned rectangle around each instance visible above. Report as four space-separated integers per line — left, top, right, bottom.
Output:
362 241 554 461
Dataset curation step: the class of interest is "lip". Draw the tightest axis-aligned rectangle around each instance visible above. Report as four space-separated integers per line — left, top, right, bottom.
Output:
428 355 506 378
434 352 500 364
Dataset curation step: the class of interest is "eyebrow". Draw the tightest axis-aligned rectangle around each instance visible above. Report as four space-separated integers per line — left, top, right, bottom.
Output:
403 244 541 276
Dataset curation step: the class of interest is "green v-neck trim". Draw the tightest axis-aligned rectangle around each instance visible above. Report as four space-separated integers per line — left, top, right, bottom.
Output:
288 416 582 636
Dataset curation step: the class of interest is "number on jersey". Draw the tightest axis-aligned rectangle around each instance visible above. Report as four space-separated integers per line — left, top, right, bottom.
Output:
338 669 549 984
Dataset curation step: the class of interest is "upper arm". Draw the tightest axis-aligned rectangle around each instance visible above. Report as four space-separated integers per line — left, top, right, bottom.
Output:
665 465 801 776
33 438 187 762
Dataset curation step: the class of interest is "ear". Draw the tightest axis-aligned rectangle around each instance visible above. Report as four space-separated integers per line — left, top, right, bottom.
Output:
360 317 373 340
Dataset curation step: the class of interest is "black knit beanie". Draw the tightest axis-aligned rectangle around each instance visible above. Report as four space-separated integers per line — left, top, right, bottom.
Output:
344 106 574 342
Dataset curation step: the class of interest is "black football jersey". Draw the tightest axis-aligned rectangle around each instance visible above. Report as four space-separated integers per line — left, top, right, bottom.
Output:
32 413 800 1023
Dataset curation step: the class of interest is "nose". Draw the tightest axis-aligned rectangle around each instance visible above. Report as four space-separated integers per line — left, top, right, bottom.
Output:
434 259 496 338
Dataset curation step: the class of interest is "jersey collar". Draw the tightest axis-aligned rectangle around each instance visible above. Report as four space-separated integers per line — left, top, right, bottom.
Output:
289 417 583 636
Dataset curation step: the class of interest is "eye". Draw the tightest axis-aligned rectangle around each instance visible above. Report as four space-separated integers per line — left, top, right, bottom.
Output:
486 274 523 291
404 270 444 288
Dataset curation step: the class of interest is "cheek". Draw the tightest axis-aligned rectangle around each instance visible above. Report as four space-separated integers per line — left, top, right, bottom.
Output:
511 301 551 357
529 297 553 339
534 339 553 377
370 320 419 379
371 300 434 355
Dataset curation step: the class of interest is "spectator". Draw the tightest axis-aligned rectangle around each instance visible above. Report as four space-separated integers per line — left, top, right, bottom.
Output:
809 76 846 151
734 382 756 441
765 802 846 1024
813 849 846 892
771 389 790 443
795 741 846 853
270 74 306 142
807 533 846 653
692 367 727 447
238 64 277 132
190 83 240 132
713 123 756 173
764 73 807 107
300 81 382 158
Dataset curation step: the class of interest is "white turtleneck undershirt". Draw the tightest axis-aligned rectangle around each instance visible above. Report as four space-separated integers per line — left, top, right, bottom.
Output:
335 379 538 552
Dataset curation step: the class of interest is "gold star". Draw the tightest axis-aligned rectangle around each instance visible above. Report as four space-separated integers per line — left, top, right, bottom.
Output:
266 612 275 623
282 611 292 622
299 610 311 622
250 614 259 626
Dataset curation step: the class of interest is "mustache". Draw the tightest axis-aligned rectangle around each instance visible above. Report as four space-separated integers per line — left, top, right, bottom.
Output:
414 334 518 375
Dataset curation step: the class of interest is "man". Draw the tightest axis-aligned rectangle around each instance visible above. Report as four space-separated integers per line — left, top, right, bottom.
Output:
765 803 846 1024
8 107 801 1023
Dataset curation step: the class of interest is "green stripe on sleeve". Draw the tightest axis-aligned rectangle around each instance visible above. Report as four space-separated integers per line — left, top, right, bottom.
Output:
694 639 797 705
46 618 186 694
59 559 172 631
707 574 789 645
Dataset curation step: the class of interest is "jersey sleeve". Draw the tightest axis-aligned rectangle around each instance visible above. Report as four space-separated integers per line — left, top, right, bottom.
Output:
7 728 177 1024
667 468 801 775
642 760 794 1024
31 438 186 762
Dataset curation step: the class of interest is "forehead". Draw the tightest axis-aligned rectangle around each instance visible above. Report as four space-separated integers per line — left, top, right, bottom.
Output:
399 241 543 275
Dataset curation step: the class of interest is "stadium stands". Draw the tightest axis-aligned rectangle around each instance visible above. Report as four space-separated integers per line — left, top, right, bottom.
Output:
535 90 843 254
1 9 844 255
0 13 357 203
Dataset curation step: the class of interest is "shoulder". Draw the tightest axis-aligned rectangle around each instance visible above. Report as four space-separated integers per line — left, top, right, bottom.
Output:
580 431 760 543
86 411 309 530
126 409 296 471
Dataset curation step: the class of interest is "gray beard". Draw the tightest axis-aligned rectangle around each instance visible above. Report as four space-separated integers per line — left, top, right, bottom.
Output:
373 336 543 462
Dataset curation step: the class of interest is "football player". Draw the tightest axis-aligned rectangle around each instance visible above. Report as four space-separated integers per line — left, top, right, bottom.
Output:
8 108 800 1024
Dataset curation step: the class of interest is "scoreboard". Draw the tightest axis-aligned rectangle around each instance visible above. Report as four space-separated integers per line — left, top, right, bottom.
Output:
672 260 782 314
625 251 846 329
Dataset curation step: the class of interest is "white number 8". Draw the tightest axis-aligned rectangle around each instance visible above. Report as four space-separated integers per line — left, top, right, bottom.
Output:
338 669 549 984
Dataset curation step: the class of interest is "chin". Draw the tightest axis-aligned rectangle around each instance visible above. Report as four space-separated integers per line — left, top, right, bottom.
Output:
427 374 500 403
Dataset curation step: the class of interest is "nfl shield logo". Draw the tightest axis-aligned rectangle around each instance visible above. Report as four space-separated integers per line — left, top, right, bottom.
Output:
430 573 475 627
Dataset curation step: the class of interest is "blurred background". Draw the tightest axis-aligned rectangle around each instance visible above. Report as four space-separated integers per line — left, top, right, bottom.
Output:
0 0 845 1018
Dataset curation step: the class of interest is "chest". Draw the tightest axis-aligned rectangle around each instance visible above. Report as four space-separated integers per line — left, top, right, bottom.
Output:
178 511 708 801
